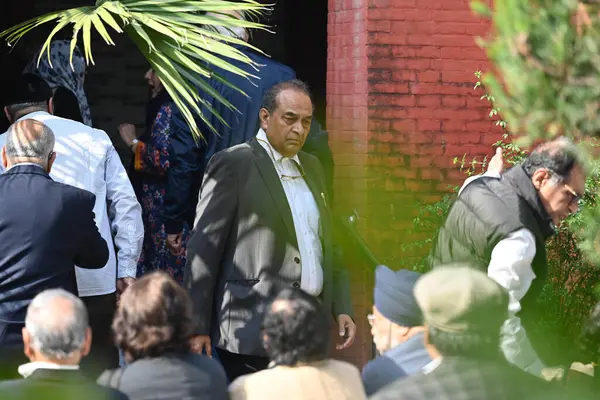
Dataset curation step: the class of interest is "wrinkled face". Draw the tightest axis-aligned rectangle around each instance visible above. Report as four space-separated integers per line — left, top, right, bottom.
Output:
535 165 586 224
370 306 393 354
259 89 313 158
144 69 163 97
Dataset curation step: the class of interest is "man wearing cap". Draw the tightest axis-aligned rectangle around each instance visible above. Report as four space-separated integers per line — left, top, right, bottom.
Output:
362 267 430 396
372 266 560 400
0 74 143 378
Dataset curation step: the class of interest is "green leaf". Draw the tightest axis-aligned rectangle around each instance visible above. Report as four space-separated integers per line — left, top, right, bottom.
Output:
470 1 491 17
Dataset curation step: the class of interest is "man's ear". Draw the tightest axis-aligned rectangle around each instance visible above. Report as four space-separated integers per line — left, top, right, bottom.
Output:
48 98 54 115
82 327 92 357
531 168 552 190
4 106 12 123
22 328 34 360
47 151 57 173
1 147 8 169
259 108 270 131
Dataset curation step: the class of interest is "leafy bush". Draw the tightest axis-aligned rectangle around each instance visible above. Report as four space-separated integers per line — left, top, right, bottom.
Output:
402 72 600 365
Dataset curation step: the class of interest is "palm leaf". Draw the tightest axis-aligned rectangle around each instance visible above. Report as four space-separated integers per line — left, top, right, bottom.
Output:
0 0 272 140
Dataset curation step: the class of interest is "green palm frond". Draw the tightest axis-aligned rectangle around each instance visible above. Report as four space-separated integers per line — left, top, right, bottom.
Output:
0 0 272 141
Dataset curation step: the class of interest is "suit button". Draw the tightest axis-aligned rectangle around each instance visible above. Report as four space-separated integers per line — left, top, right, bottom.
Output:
294 257 300 264
293 282 300 288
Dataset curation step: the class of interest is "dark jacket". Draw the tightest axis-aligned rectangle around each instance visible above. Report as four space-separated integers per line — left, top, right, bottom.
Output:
184 139 353 356
370 356 564 400
0 368 126 400
362 332 431 396
429 166 555 304
97 353 228 400
0 165 108 348
164 46 295 234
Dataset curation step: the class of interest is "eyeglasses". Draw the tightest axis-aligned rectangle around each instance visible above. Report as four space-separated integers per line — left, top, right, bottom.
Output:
546 169 583 207
563 183 583 207
367 314 375 326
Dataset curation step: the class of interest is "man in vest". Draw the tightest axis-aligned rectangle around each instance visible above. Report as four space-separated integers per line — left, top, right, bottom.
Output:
430 137 586 376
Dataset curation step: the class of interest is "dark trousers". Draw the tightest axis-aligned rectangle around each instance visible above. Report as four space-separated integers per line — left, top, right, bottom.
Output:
80 292 119 380
215 347 270 382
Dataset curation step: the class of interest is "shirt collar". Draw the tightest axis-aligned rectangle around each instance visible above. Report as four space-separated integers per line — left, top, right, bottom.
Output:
256 128 301 165
18 361 80 378
422 357 442 374
7 162 46 172
15 111 51 123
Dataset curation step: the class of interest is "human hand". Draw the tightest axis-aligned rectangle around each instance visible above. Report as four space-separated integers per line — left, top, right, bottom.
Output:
118 124 137 146
487 147 504 175
190 335 212 357
541 366 565 382
336 314 356 350
167 232 185 256
116 277 136 303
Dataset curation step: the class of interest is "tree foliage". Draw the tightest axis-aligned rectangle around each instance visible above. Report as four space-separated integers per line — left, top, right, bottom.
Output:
0 0 270 141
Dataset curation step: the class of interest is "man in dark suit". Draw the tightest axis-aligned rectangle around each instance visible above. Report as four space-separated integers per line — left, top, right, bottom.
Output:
184 79 355 381
0 118 108 379
0 289 125 399
372 266 561 400
164 11 336 254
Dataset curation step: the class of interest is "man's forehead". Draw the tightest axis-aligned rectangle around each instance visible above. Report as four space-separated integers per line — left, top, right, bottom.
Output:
277 90 312 110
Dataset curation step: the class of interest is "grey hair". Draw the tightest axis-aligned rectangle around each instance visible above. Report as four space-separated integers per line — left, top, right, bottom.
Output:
205 11 249 42
5 101 48 120
25 289 89 360
5 119 55 161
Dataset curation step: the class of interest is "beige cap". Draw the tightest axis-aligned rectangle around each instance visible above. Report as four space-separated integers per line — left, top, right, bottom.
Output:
414 266 509 334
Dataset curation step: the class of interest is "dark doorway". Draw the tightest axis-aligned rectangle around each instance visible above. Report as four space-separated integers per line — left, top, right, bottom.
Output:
252 0 328 127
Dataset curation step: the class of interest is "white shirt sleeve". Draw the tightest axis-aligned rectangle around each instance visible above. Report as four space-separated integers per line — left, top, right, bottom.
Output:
104 145 144 279
458 170 501 196
488 228 545 376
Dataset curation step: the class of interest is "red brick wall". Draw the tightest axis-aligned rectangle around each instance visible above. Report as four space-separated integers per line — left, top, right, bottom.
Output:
327 0 502 367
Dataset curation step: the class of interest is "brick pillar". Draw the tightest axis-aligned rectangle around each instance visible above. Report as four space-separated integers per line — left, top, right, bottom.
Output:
327 0 372 367
328 0 501 367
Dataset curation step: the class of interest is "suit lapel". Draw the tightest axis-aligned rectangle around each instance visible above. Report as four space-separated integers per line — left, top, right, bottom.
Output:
298 152 328 218
251 139 297 241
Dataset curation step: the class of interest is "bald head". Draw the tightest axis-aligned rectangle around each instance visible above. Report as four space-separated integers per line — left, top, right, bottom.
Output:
2 119 55 170
24 289 90 362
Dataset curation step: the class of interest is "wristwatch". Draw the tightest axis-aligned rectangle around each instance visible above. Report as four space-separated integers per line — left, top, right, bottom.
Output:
129 139 139 150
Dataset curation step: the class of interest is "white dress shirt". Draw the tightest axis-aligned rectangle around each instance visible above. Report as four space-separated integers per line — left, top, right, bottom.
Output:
18 362 79 378
256 129 323 296
459 172 545 376
0 111 144 297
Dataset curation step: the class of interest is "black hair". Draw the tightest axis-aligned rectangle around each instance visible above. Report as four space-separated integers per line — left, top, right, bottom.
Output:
428 326 501 360
523 137 579 181
261 288 330 366
261 79 313 114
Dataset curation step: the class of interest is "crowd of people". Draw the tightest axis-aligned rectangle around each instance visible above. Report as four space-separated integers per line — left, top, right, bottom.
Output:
0 9 599 400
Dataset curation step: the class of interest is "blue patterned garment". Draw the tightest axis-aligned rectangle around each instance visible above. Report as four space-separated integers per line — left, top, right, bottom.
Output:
24 39 93 126
131 102 189 285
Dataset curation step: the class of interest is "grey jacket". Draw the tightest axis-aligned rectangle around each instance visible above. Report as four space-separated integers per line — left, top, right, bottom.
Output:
97 353 227 400
184 138 353 356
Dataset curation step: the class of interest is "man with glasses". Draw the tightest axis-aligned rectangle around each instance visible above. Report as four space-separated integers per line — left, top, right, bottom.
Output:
429 137 586 377
184 79 354 381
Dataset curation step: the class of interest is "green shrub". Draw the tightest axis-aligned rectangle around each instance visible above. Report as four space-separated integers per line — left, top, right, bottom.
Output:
402 72 600 365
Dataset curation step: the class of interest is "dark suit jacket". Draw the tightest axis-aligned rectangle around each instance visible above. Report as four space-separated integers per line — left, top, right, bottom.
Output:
0 368 126 400
184 139 353 356
370 356 565 400
164 46 296 234
0 165 108 348
97 352 228 400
